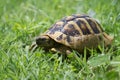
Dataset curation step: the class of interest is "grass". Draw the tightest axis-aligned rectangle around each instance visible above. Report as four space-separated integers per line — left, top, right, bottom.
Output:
0 0 120 80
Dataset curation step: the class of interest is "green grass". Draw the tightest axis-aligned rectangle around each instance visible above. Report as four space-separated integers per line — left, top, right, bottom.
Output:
0 0 120 80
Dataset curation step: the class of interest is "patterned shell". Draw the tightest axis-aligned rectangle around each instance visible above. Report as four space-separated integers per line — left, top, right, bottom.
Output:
45 14 112 52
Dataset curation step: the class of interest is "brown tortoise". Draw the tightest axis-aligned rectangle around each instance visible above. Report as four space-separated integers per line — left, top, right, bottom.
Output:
30 14 113 55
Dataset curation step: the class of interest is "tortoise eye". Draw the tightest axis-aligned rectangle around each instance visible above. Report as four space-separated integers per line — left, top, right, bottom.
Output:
41 38 46 41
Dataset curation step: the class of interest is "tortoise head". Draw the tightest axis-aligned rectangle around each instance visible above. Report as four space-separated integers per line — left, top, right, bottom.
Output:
35 35 55 48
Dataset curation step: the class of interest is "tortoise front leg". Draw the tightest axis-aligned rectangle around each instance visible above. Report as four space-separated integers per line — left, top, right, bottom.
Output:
51 46 72 55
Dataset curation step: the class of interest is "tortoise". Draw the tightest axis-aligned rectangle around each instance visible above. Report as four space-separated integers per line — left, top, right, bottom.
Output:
30 14 113 55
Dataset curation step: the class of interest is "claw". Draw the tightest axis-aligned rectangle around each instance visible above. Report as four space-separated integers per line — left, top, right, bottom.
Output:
29 42 38 52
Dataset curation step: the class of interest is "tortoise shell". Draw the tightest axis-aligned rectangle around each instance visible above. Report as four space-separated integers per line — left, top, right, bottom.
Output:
44 14 113 52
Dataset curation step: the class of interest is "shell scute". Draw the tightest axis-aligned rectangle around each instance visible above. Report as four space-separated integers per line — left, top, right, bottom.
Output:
61 16 75 22
75 19 91 35
48 21 64 34
56 34 63 41
63 23 80 36
86 18 100 34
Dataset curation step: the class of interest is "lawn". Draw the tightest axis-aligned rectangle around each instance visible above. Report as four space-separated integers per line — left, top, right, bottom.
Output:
0 0 120 80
